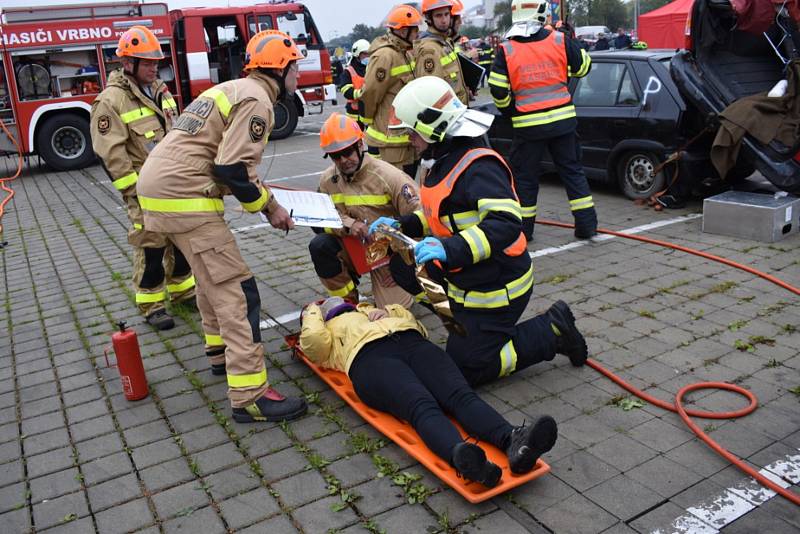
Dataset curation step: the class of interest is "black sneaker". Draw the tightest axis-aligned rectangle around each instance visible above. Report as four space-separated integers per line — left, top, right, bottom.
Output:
145 309 175 331
210 363 226 376
506 416 558 475
546 300 588 366
655 194 686 209
232 388 307 423
451 442 502 488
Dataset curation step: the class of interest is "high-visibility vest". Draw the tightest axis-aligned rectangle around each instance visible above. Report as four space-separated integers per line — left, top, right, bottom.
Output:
345 65 364 108
501 31 571 113
421 148 527 260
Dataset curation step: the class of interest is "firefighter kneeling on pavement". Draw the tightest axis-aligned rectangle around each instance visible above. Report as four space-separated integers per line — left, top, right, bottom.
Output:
136 30 307 423
309 112 420 308
369 76 589 387
489 0 597 240
91 26 195 330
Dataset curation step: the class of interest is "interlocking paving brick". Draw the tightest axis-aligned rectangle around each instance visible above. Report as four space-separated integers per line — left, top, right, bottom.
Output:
29 467 82 503
131 437 183 469
162 505 226 534
31 491 89 531
372 502 437 534
204 463 261 501
81 451 131 486
425 488 498 527
326 454 378 489
552 451 620 492
584 474 664 520
627 454 704 498
237 513 297 533
0 508 31 533
0 482 27 513
587 433 659 473
218 487 281 530
257 446 308 483
86 472 142 511
537 492 618 534
152 479 211 520
139 457 196 493
271 469 329 509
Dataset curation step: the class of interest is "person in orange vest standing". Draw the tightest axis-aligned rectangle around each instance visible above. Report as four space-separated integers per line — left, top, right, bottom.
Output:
368 77 589 387
489 0 595 240
91 26 194 331
338 39 370 128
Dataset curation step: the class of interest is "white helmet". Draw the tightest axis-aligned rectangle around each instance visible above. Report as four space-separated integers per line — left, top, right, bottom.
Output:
389 76 493 143
511 0 550 25
351 39 370 57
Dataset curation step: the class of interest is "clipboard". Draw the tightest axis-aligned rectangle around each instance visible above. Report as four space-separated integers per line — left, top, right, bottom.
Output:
458 53 486 93
265 189 343 228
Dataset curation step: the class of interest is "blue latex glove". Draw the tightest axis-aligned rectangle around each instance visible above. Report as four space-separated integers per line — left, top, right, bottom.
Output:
414 237 447 265
368 216 400 235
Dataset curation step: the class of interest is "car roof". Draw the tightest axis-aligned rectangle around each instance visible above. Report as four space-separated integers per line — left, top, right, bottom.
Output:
589 49 676 61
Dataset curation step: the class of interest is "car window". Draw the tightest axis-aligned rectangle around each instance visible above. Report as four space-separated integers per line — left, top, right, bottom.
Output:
617 68 639 105
573 62 639 106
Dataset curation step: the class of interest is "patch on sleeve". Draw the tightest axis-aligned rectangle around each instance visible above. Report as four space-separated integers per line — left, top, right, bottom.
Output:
375 67 387 82
249 116 267 143
97 115 111 135
423 57 435 73
400 183 417 202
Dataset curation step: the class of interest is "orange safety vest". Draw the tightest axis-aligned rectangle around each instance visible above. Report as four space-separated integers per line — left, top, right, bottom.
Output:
501 31 571 113
345 65 364 107
421 148 527 260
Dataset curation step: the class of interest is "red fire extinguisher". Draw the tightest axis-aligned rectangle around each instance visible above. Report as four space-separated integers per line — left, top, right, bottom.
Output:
105 321 149 401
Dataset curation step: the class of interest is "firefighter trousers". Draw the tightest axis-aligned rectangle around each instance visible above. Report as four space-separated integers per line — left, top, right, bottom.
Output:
308 233 413 308
127 195 195 316
510 132 597 239
170 220 269 407
389 255 557 387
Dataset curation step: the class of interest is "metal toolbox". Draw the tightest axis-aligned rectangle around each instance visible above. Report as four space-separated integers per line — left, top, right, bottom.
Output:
702 191 800 242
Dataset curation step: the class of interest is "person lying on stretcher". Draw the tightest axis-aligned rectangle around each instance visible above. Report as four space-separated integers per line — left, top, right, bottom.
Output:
299 296 558 488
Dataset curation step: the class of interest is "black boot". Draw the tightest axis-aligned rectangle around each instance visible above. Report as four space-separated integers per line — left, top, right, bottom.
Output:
145 309 175 331
232 388 308 423
506 416 558 474
451 442 502 488
546 300 588 366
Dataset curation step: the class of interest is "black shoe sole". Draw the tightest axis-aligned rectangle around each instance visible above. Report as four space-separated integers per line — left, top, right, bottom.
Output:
453 443 502 488
231 402 308 424
549 301 587 367
510 416 558 475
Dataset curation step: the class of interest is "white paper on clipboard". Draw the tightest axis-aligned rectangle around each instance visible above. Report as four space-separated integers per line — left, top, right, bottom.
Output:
259 189 343 228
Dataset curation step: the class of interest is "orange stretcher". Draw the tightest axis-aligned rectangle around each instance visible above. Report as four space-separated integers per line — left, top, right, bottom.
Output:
285 334 550 503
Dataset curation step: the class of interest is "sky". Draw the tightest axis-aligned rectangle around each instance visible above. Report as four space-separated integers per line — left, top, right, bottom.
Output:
1 0 484 42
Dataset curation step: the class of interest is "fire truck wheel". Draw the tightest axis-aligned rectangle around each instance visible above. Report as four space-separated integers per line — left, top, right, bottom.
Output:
270 98 299 140
36 114 95 171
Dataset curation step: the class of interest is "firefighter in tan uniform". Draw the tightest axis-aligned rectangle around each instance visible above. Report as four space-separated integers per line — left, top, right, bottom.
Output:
360 4 421 176
136 30 307 423
309 113 420 308
91 26 195 330
414 0 469 105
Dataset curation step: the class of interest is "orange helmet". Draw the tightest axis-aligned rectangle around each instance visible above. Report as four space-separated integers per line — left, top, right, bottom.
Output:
384 4 423 29
422 0 455 13
319 113 363 154
116 26 164 60
244 30 303 70
451 0 465 16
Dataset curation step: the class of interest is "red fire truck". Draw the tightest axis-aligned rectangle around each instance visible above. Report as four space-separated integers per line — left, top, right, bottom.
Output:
0 1 335 171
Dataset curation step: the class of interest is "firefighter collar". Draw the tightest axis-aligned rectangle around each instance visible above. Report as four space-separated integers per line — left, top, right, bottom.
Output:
248 70 281 104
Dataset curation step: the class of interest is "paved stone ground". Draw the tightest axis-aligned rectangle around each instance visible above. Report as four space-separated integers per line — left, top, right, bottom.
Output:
0 105 798 534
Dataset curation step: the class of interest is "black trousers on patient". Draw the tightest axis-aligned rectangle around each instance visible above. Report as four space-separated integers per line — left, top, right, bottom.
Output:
348 330 513 462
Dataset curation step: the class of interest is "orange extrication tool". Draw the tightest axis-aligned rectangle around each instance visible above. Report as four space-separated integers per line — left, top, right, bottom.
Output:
284 333 551 504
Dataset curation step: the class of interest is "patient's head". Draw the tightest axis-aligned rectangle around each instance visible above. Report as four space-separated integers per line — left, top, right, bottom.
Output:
319 297 357 321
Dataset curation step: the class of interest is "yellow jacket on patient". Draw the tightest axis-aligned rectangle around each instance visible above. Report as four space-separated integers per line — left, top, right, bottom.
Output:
299 303 427 375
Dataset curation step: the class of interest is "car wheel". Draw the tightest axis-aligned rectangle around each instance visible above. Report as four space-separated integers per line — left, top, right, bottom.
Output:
36 113 95 171
617 151 666 200
269 98 298 140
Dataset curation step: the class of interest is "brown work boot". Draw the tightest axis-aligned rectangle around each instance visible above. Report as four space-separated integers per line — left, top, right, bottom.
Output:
232 388 307 423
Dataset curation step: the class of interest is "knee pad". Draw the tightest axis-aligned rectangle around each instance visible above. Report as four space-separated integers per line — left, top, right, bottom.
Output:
309 234 344 278
140 247 166 289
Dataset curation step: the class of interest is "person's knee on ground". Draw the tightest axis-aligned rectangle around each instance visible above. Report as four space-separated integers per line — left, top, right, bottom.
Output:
309 234 359 302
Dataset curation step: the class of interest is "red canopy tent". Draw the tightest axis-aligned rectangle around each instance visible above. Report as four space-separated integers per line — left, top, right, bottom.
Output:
638 0 694 49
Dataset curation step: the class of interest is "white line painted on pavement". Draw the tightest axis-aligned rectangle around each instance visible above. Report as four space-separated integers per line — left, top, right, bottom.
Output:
530 213 702 259
263 149 316 159
260 310 302 330
264 171 323 183
651 450 800 534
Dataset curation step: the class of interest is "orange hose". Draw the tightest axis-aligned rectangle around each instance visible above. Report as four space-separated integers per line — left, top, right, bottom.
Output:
0 119 23 239
538 218 800 505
